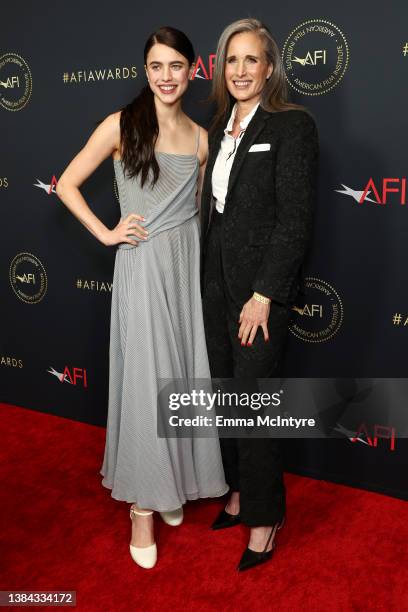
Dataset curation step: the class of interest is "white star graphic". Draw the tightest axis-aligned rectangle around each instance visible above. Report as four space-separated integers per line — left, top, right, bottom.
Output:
332 423 369 444
34 179 57 194
293 56 308 66
47 366 72 383
335 184 377 203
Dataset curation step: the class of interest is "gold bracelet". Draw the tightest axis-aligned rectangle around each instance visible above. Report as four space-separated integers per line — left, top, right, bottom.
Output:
253 292 271 304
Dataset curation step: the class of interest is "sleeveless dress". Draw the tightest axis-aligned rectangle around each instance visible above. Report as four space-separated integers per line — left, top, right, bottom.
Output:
100 128 228 511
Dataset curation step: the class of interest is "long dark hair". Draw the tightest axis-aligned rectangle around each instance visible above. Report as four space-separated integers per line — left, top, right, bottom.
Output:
119 26 195 187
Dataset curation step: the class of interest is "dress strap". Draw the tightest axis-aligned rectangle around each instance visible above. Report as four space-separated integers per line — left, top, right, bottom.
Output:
195 125 201 155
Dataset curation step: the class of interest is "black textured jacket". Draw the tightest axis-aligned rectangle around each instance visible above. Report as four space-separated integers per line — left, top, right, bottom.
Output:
200 106 319 307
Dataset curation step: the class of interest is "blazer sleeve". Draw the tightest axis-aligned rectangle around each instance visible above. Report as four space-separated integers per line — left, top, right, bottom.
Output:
251 110 319 305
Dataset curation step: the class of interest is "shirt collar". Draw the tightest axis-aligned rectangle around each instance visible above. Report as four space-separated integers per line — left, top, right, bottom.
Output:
225 101 260 134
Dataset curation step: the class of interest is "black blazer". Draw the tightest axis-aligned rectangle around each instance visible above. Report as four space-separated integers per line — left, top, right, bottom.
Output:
200 106 319 307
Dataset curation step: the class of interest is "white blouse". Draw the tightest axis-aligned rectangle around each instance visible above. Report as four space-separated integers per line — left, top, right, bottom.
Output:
211 101 260 214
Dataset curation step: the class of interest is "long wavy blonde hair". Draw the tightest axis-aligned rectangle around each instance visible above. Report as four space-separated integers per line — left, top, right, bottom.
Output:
209 18 304 133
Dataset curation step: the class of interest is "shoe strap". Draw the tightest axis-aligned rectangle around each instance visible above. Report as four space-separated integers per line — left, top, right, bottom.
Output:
263 522 279 553
278 516 285 529
130 505 154 518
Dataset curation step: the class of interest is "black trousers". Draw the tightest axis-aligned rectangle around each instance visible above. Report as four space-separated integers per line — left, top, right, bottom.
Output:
202 209 290 527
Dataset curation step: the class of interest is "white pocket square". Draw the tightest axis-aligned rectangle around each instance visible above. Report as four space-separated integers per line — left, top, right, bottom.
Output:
248 143 271 152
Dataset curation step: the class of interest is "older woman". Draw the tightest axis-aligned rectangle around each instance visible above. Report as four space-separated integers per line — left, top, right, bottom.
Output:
200 18 319 571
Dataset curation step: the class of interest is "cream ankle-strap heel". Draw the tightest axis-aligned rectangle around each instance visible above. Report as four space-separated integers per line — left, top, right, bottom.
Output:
129 505 157 569
159 507 183 526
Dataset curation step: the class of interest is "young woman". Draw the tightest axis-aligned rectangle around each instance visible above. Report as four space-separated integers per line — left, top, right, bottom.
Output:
56 26 228 570
200 18 319 571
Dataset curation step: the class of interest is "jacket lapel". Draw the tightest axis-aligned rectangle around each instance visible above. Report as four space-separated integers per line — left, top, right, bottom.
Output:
206 124 225 180
200 123 225 238
225 105 268 202
201 105 269 239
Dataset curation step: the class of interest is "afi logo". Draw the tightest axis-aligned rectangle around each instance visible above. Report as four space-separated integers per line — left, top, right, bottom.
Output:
352 423 396 451
191 55 216 80
16 273 35 284
34 175 58 195
293 50 327 66
293 304 322 317
48 366 88 387
360 178 406 205
0 76 19 89
336 178 407 205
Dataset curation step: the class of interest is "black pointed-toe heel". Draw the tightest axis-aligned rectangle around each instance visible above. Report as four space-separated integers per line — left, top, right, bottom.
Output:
237 518 283 572
211 508 241 530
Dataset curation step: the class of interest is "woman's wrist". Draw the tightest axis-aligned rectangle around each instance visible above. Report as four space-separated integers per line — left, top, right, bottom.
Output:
98 226 114 246
253 291 271 304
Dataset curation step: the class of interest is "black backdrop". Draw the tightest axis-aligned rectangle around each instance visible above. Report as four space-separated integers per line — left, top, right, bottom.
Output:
2 1 408 500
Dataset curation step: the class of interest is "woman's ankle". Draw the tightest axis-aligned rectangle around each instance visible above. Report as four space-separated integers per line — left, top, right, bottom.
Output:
130 503 153 515
225 491 240 515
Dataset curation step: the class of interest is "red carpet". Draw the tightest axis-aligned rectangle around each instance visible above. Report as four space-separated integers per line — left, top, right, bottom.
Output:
1 402 407 611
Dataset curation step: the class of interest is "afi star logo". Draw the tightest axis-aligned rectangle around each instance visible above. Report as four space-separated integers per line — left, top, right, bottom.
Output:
352 423 396 451
292 304 322 317
15 273 35 284
333 422 396 450
336 178 407 205
48 365 88 387
0 76 19 88
34 175 58 195
293 50 327 66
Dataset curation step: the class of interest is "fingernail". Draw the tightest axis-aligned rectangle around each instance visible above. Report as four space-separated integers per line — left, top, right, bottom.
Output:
241 342 246 346
247 342 252 347
265 338 269 343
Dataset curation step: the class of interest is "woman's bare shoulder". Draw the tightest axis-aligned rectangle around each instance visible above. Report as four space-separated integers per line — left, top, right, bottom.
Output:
185 114 205 133
107 110 122 130
189 119 208 140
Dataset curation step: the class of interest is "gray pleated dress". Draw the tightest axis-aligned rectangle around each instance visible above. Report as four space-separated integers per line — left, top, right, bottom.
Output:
100 128 228 511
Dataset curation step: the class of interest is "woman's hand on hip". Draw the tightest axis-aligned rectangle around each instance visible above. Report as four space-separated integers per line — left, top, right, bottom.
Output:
238 296 270 346
102 213 148 247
